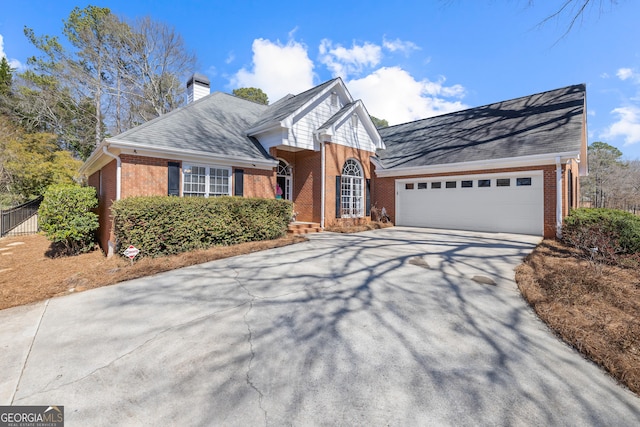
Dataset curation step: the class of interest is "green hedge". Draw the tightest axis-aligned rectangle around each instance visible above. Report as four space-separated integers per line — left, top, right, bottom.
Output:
38 184 99 255
563 208 640 264
111 196 292 258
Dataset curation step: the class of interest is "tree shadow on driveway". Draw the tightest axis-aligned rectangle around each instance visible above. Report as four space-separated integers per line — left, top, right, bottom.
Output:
11 227 640 426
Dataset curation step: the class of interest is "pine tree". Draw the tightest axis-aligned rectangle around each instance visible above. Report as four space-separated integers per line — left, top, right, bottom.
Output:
0 57 13 95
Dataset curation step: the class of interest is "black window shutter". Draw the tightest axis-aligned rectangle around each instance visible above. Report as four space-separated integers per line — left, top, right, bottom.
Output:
168 162 180 196
335 176 341 218
366 178 371 217
568 169 573 209
234 169 244 197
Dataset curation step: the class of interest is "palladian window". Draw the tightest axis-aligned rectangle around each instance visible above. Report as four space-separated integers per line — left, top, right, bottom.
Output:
341 159 364 218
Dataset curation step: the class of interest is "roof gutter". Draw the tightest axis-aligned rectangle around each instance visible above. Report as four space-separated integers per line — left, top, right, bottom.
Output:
108 140 278 170
102 146 121 200
374 151 582 178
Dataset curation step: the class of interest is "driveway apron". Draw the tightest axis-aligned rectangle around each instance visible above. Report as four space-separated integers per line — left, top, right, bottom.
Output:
1 227 639 426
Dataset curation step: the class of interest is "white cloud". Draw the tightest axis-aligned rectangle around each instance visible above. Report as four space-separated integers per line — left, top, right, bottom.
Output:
319 39 381 79
225 52 235 64
0 34 22 70
603 106 640 146
229 36 465 125
382 37 420 55
617 68 634 81
230 38 315 102
347 67 467 125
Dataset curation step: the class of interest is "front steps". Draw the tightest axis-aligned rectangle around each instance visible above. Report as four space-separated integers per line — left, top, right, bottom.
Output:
288 222 322 235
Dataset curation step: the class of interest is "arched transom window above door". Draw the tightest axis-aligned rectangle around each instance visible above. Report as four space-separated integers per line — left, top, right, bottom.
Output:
276 159 292 201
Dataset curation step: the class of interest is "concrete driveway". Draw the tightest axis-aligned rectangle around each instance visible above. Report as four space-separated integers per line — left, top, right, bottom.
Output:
2 227 640 426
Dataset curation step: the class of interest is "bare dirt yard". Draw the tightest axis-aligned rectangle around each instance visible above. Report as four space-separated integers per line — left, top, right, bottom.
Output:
516 239 640 395
0 233 305 311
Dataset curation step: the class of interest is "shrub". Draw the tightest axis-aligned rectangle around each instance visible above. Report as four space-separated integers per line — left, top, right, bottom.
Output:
38 184 99 255
111 196 292 258
562 208 640 265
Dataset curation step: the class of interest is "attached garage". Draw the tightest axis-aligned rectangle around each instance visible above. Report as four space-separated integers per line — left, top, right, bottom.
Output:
396 171 544 235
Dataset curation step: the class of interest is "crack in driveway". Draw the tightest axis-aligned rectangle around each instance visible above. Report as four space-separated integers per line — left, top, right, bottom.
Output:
13 301 252 402
234 267 268 426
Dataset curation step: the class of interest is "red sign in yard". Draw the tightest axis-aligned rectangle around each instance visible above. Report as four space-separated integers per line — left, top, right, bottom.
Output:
123 245 140 259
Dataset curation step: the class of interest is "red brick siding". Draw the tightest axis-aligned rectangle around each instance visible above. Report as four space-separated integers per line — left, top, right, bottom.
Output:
271 148 316 221
273 145 375 224
242 167 276 198
88 159 117 254
543 167 557 238
323 143 375 227
373 165 560 239
120 155 174 198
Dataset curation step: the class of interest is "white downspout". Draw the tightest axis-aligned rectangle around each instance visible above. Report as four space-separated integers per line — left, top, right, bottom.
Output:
556 156 563 238
320 139 326 229
102 145 121 200
102 145 121 257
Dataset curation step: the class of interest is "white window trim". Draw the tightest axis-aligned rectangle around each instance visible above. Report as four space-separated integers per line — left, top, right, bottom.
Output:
341 159 364 218
182 164 232 197
276 159 293 201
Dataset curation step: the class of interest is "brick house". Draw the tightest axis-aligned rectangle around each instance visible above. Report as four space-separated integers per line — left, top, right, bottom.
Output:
80 75 587 255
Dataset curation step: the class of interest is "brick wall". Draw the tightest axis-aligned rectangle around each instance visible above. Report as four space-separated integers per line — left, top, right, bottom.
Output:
90 155 280 254
373 164 560 239
88 159 118 255
323 143 375 227
272 145 376 225
242 167 276 198
275 149 321 223
120 154 174 198
543 166 557 238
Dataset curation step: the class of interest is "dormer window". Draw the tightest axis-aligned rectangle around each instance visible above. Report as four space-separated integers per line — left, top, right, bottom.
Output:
351 114 359 128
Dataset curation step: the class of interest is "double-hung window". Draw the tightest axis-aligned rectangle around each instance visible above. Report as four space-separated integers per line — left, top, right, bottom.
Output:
183 165 231 197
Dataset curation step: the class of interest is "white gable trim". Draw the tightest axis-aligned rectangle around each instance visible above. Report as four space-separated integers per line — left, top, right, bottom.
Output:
246 79 351 136
316 100 384 149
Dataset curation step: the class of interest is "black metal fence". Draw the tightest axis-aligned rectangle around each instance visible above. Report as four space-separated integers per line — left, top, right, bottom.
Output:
0 196 43 237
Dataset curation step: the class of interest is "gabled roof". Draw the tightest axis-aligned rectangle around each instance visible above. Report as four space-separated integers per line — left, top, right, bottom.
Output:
108 92 271 161
316 100 384 149
318 101 357 130
247 78 341 134
377 84 586 170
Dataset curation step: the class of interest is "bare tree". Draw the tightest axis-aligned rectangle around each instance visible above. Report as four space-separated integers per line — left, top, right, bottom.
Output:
530 0 619 36
123 17 197 122
21 6 198 158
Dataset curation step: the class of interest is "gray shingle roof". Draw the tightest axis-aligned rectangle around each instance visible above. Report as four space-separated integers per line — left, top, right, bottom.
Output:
109 92 271 160
249 78 339 131
377 84 586 169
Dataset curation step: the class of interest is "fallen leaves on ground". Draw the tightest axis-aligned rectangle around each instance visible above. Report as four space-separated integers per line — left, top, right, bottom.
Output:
516 239 640 395
0 233 305 311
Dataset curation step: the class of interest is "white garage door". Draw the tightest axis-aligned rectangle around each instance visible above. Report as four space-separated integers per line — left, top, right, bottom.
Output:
396 172 543 235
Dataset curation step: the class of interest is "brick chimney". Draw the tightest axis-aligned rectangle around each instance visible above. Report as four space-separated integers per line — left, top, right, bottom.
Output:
187 72 210 103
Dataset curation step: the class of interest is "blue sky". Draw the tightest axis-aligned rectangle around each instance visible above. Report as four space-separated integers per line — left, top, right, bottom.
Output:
2 1 640 159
